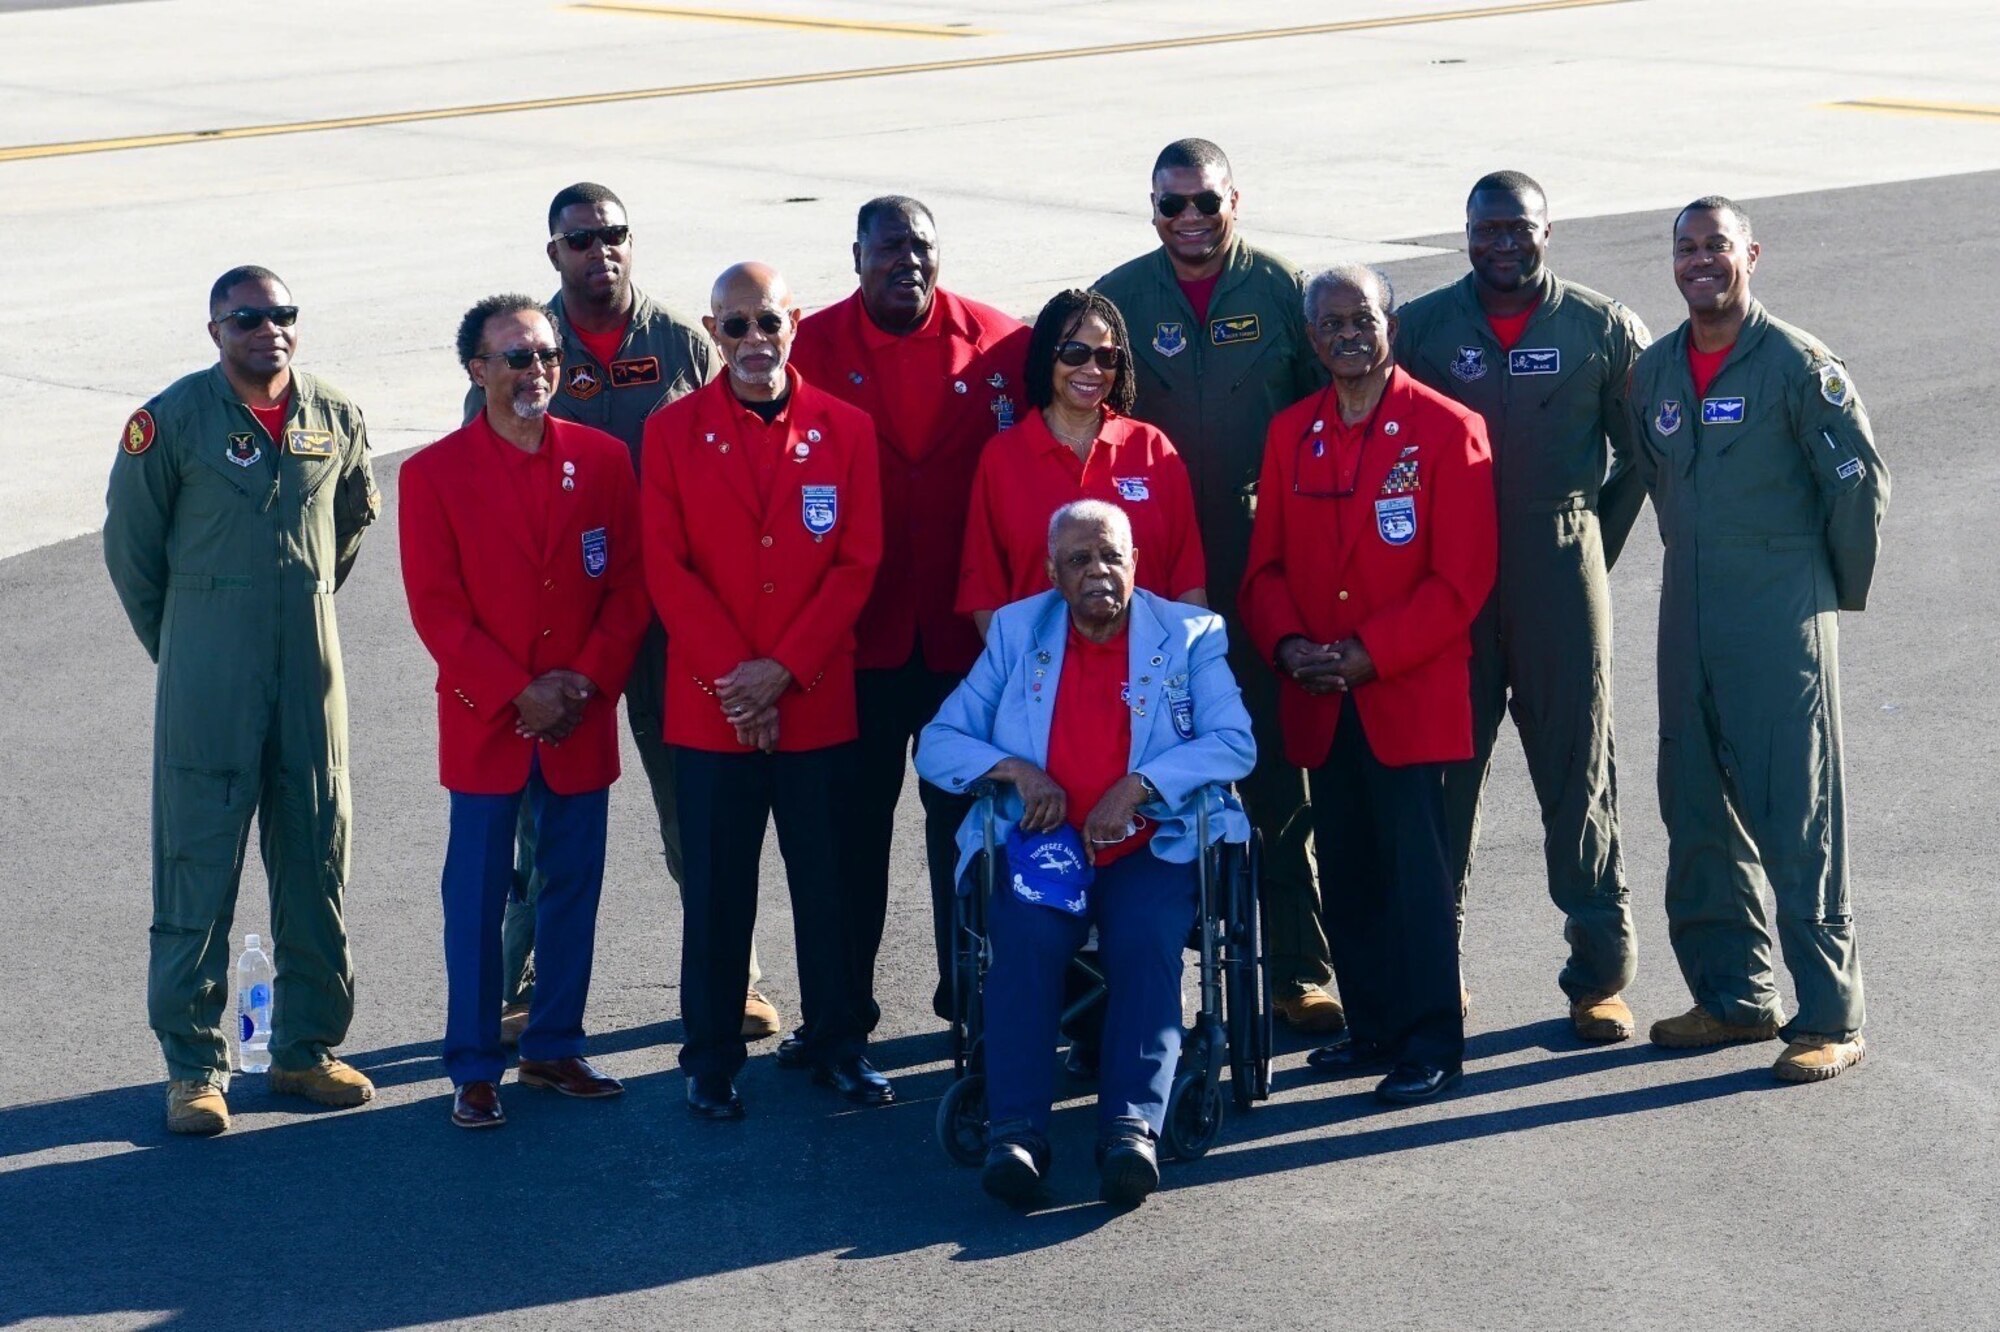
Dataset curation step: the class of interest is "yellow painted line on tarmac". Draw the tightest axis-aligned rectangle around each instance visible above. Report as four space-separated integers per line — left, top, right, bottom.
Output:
0 0 1638 165
1829 97 2000 123
565 3 991 38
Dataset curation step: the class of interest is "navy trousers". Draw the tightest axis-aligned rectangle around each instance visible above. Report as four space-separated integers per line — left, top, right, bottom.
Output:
1307 699 1464 1071
984 849 1198 1139
674 743 867 1081
441 759 608 1087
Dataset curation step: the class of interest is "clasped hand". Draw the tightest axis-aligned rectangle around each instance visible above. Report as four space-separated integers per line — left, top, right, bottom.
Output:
717 658 793 753
513 670 597 745
992 759 1151 866
1277 636 1376 695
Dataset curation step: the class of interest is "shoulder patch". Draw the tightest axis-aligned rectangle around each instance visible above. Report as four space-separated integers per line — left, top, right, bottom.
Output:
1815 361 1854 408
121 408 157 455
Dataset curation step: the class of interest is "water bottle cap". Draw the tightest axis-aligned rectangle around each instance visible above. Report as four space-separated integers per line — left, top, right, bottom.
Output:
245 933 261 950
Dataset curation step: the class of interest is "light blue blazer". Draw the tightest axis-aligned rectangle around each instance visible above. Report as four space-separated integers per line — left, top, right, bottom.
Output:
918 589 1257 886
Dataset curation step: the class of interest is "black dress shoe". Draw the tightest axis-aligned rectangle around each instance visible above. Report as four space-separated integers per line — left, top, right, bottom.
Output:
1306 1033 1393 1075
1096 1130 1160 1208
813 1055 895 1106
685 1074 745 1120
774 1033 810 1070
980 1135 1050 1207
1375 1062 1462 1104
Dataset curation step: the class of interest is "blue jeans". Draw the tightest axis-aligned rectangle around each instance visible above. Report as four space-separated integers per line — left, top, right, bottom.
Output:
983 849 1198 1139
441 759 608 1086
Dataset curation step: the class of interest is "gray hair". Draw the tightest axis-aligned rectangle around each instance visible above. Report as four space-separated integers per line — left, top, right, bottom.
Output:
1303 263 1395 320
1046 499 1133 556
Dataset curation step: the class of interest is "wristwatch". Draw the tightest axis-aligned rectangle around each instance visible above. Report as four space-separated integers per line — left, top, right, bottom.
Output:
1133 773 1161 803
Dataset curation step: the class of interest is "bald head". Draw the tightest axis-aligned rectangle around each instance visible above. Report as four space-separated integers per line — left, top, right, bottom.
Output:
704 261 799 401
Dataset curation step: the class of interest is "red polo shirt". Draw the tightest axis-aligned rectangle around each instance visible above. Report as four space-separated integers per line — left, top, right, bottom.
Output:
1045 621 1153 866
957 410 1206 615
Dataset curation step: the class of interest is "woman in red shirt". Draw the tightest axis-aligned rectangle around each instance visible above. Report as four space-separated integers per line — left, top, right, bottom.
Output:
957 289 1207 635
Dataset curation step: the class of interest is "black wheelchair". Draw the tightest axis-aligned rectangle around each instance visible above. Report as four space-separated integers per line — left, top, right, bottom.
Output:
934 785 1271 1165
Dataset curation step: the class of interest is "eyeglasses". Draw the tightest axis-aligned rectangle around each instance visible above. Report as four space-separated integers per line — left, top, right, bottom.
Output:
553 225 631 251
474 347 563 370
718 312 787 339
1055 341 1123 371
1155 191 1225 219
219 306 299 331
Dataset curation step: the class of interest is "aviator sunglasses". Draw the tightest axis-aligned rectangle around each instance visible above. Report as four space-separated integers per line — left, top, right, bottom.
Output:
475 347 564 370
1155 190 1225 219
719 312 787 339
1055 341 1123 371
219 305 299 331
553 225 631 251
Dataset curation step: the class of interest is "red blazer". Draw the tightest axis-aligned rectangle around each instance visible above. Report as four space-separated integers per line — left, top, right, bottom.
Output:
640 368 883 752
399 414 649 795
1239 367 1496 768
792 288 1029 675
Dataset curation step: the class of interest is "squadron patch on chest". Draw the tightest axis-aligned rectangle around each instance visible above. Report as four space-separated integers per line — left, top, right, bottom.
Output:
1153 322 1188 358
225 433 263 468
1656 400 1683 436
565 364 603 400
1450 346 1488 382
610 356 661 388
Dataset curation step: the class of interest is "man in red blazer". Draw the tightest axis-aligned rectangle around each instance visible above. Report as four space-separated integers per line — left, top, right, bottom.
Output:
1241 265 1497 1105
401 294 650 1129
790 195 1030 1037
642 262 888 1119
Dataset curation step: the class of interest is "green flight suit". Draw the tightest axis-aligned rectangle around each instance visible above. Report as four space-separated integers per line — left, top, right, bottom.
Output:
467 286 716 1004
1396 271 1650 1002
1627 300 1888 1041
1096 239 1330 995
104 366 379 1088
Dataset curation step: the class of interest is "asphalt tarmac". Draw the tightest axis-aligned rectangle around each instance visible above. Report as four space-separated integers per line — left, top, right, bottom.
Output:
2 167 1995 1331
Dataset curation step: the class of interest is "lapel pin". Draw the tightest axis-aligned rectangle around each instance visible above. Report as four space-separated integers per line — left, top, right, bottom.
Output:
1385 421 1400 435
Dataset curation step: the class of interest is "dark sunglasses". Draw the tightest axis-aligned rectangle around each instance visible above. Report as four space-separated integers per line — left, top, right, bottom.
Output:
1055 341 1123 371
1155 190 1225 219
554 225 631 251
719 312 787 339
476 347 563 370
219 305 299 331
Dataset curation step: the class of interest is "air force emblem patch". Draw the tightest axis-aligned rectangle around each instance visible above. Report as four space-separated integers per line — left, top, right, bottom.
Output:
581 526 608 578
1656 400 1683 436
1508 348 1559 376
1450 346 1487 382
225 433 262 468
1375 495 1416 546
565 364 603 401
1701 397 1746 425
1152 322 1187 358
801 484 838 536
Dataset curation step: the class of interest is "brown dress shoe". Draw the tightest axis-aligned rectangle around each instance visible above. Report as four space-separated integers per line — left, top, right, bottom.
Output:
516 1055 624 1099
1571 992 1636 1042
452 1081 505 1129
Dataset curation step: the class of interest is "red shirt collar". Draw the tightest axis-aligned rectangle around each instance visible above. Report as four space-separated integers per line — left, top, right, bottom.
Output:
474 407 551 465
856 292 944 350
717 363 803 428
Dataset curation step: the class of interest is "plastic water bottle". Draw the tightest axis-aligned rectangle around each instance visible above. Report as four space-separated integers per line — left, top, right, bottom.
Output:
235 934 274 1073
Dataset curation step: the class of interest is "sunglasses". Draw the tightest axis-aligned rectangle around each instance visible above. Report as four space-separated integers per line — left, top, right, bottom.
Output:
719 312 787 339
476 347 564 370
1155 190 1225 219
1055 341 1123 371
554 225 631 251
219 305 299 331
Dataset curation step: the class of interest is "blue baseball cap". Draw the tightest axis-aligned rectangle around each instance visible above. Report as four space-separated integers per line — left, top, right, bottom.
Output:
1004 823 1094 917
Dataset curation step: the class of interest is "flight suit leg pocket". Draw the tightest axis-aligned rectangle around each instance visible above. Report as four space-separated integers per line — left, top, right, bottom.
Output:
157 763 249 927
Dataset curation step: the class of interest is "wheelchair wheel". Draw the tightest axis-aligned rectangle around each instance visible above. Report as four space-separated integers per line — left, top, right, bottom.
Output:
936 1073 987 1167
1163 1070 1225 1161
1223 834 1273 1109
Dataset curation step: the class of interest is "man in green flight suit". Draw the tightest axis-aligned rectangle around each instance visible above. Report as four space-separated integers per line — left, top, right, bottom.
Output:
466 183 779 1046
105 266 381 1135
1096 138 1337 1031
1627 197 1889 1082
1395 171 1650 1041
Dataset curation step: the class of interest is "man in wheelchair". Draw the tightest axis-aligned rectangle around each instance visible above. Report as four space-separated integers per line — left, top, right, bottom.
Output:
919 500 1256 1206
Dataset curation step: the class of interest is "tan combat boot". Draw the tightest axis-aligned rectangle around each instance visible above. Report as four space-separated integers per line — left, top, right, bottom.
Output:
1774 1033 1866 1083
269 1057 375 1107
1274 985 1347 1034
499 1003 530 1049
1648 1004 1780 1048
741 987 782 1041
1570 992 1635 1042
166 1080 230 1136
